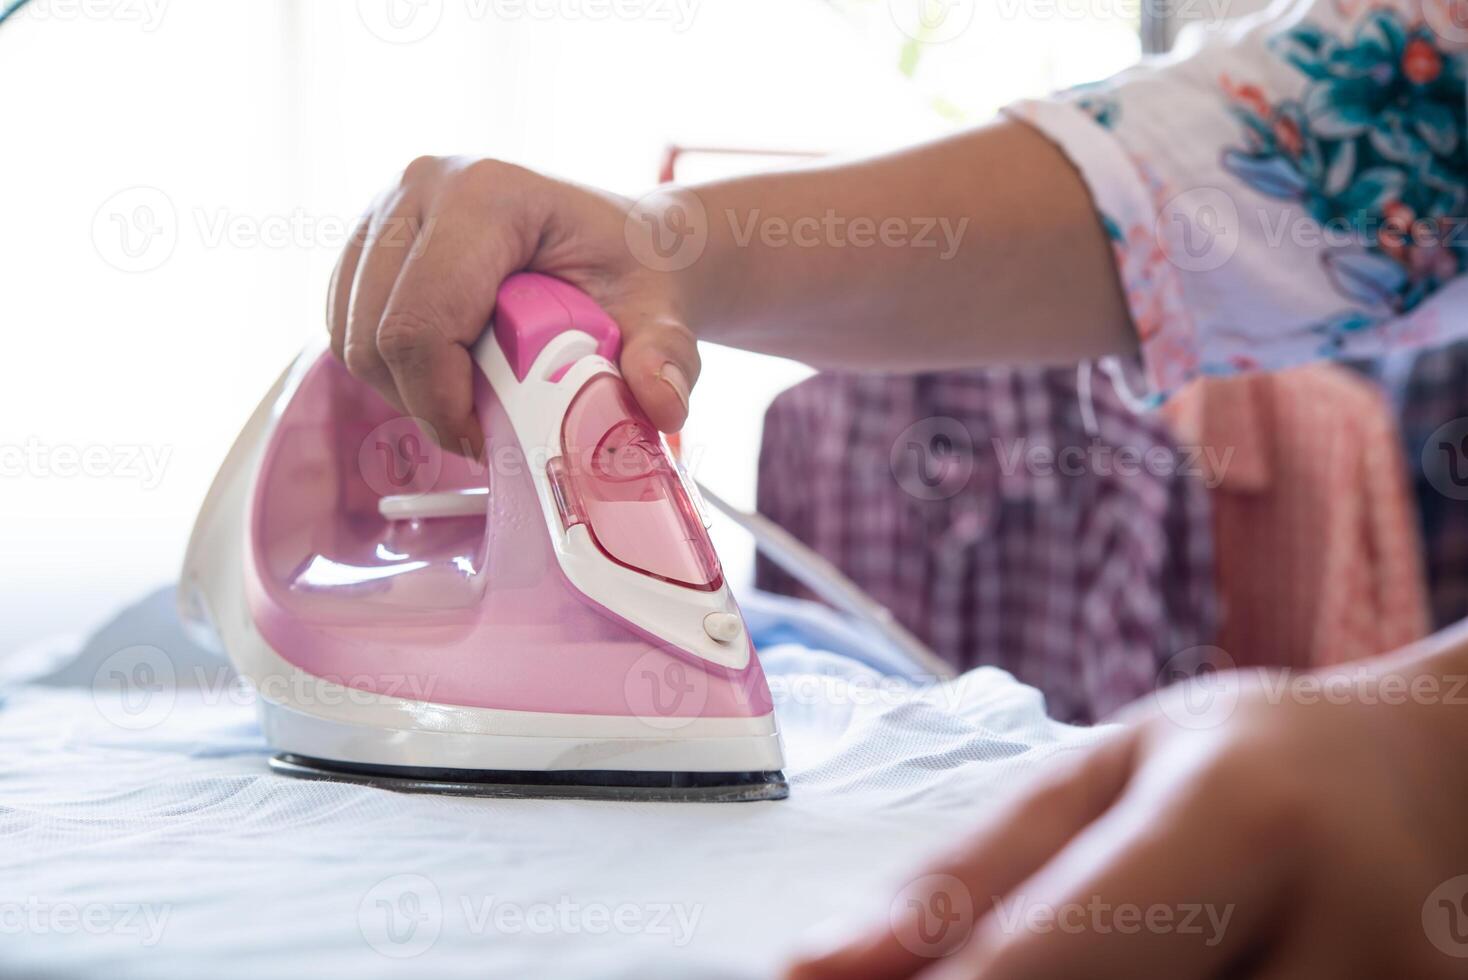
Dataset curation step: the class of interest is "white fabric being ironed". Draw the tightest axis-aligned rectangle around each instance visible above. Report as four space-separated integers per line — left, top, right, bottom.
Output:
0 590 1107 980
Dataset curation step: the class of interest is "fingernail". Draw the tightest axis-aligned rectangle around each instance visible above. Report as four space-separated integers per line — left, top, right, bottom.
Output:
658 361 691 412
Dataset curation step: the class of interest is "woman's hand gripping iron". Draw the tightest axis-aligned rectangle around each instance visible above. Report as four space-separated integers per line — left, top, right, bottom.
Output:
179 273 788 803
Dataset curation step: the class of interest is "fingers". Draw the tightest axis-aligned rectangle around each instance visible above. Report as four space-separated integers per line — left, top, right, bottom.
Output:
327 209 372 361
375 179 535 457
926 749 1300 980
611 299 701 434
343 189 416 409
326 156 694 454
375 317 485 457
786 730 1142 980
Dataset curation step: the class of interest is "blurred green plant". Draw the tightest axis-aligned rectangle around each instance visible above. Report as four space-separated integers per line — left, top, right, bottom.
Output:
825 0 976 122
825 0 933 78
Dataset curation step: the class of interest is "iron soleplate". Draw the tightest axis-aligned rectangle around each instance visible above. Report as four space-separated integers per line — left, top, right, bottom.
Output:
269 754 790 803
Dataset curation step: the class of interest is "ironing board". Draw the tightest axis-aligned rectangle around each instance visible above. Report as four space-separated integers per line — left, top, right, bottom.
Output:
0 588 1108 979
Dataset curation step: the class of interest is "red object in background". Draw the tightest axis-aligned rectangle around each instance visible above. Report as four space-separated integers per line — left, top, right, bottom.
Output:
657 144 822 185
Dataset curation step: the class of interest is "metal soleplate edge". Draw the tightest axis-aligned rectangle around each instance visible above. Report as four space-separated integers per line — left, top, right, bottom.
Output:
269 754 790 804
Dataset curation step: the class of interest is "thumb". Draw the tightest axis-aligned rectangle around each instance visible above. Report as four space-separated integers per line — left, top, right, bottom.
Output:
606 299 701 434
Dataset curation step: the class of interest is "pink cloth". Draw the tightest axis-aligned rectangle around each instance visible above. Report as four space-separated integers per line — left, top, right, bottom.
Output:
1162 365 1430 669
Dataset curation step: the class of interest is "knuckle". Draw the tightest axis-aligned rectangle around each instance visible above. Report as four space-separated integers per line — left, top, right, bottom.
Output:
342 340 385 381
452 158 532 203
376 310 439 367
462 157 518 186
400 154 443 188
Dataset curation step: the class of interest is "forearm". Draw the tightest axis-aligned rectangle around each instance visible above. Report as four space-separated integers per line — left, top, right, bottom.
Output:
672 119 1136 370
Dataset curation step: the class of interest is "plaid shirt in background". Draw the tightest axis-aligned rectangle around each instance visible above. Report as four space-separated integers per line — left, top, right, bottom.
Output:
1378 342 1468 629
755 367 1217 724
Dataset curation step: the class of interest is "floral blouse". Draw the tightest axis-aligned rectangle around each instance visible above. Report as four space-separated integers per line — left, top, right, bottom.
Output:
1005 0 1468 401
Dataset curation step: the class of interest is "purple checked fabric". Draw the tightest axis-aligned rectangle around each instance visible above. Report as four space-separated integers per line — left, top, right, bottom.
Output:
755 366 1218 724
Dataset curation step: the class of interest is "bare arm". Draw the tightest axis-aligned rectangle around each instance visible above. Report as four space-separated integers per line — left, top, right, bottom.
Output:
680 120 1135 369
325 118 1132 453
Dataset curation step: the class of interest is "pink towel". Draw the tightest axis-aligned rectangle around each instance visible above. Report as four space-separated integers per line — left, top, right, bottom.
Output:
1163 365 1430 670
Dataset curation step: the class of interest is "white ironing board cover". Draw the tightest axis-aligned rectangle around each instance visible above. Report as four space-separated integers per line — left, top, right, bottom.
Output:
0 592 1107 979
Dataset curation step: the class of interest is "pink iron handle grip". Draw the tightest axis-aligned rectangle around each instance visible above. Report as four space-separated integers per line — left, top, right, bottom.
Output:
493 273 623 382
482 274 721 593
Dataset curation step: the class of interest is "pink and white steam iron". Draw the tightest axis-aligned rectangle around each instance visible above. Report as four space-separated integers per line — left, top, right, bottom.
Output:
179 273 788 803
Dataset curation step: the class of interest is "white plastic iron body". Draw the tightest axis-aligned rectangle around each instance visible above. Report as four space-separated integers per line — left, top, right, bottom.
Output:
179 274 786 802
